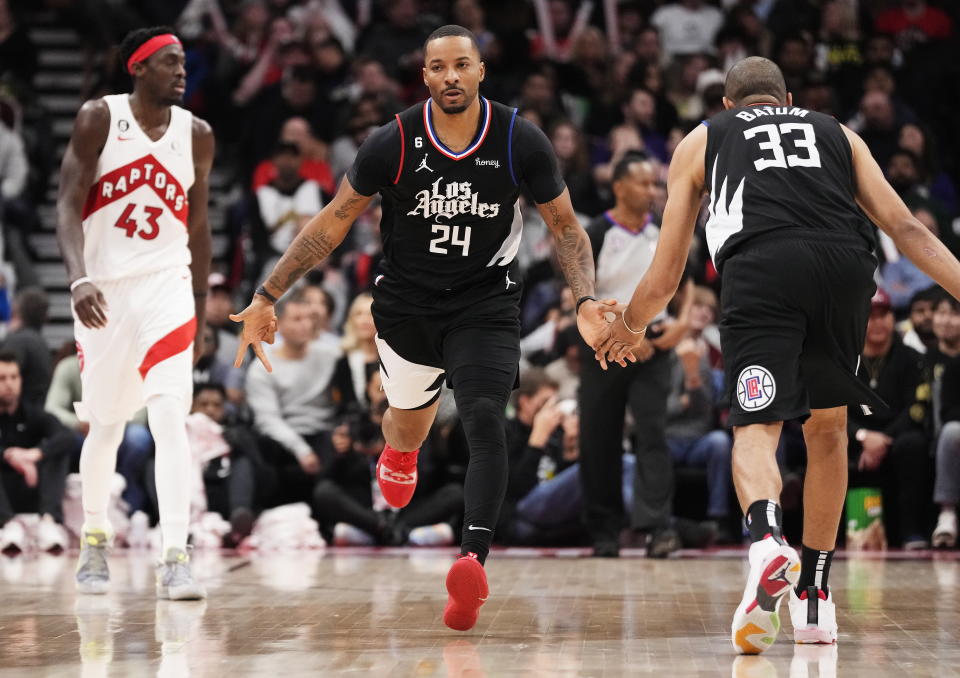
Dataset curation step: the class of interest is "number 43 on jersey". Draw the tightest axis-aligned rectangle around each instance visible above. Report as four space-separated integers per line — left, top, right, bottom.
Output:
114 202 162 240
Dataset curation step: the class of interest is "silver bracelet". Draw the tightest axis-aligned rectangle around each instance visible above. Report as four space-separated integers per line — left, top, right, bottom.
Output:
621 313 646 335
69 276 92 292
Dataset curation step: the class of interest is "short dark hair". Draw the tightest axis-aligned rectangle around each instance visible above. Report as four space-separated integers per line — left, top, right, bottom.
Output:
936 294 960 313
724 56 787 105
14 287 48 329
889 148 919 168
424 24 481 57
118 26 178 73
612 150 652 183
518 368 558 399
273 141 301 158
194 382 226 400
0 351 20 369
910 285 942 309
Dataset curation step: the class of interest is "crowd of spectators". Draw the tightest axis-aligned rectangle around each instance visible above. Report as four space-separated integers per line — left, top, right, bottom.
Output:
0 0 959 555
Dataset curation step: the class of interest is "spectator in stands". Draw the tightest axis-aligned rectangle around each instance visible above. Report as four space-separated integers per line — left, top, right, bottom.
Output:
549 119 601 217
650 0 724 58
0 352 73 552
251 117 334 197
147 383 265 547
332 293 377 412
875 0 953 52
849 90 902 169
515 69 566 132
883 207 938 311
0 0 38 93
44 346 153 514
246 294 341 505
900 285 941 355
665 286 733 534
3 288 51 408
206 273 241 374
193 324 245 407
0 114 28 205
776 34 814 95
898 123 957 214
244 65 324 172
886 150 950 239
296 278 339 349
580 152 690 558
312 411 464 547
502 369 585 545
619 88 668 163
848 289 931 549
932 295 960 548
329 95 383 180
252 141 324 281
544 325 579 401
356 0 429 84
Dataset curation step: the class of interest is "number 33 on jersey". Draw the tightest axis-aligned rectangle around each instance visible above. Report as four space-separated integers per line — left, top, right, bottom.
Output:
81 93 194 281
703 104 874 272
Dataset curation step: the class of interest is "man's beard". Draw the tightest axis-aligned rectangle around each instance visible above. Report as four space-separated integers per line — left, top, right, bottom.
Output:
436 89 473 114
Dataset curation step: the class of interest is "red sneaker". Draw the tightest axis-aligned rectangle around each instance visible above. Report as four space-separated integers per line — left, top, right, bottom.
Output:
443 553 488 631
376 444 419 508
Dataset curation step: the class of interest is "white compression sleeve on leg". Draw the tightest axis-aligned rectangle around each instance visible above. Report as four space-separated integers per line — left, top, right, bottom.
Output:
147 394 191 553
79 421 126 533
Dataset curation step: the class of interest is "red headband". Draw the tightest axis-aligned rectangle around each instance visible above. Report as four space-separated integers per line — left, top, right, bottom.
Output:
127 34 181 75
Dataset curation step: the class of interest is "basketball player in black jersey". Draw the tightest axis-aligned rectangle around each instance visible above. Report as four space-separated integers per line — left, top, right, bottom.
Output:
231 25 611 631
596 57 960 653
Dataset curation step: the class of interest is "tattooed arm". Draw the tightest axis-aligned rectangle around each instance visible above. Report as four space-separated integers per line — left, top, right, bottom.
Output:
261 176 373 298
535 188 620 354
230 176 374 370
536 188 595 300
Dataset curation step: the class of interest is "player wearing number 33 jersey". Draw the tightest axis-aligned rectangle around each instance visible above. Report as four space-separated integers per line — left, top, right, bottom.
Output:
56 27 213 597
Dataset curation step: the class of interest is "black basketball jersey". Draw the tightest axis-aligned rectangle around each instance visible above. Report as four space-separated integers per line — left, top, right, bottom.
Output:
704 104 874 271
347 96 565 309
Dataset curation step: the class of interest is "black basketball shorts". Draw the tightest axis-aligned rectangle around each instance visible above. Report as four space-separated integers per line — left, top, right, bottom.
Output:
371 278 521 410
719 234 883 426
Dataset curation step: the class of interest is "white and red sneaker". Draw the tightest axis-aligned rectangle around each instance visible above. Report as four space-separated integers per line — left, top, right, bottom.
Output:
444 552 488 631
376 444 419 508
731 537 801 654
789 586 838 645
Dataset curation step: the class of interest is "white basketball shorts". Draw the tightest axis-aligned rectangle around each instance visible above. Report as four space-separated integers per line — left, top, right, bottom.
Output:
74 265 196 425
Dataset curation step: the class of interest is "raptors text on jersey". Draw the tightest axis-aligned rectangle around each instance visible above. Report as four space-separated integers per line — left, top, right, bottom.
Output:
80 94 194 281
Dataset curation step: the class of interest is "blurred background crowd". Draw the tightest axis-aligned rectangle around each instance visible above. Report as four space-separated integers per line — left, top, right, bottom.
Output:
0 0 958 557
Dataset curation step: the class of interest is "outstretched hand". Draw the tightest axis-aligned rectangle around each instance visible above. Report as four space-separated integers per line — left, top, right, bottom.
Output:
230 295 278 372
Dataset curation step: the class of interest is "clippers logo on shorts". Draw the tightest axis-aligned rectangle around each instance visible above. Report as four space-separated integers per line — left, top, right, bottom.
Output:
737 365 776 411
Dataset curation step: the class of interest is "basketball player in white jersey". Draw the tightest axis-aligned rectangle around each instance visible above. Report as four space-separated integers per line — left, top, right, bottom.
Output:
56 27 214 599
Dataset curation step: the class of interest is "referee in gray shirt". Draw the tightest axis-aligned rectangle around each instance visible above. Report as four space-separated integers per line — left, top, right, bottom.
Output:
579 151 691 558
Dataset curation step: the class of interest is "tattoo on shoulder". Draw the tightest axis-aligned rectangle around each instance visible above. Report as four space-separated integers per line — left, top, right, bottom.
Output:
335 191 365 220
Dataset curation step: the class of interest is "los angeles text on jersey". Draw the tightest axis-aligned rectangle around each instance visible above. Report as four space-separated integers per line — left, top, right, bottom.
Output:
735 106 810 122
407 177 500 220
83 154 189 224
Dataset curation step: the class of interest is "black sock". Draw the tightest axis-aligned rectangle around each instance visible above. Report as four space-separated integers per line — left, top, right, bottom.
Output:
746 499 784 544
796 545 834 596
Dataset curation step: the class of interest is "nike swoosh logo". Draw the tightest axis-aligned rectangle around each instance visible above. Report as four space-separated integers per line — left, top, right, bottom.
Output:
467 525 492 532
117 136 134 141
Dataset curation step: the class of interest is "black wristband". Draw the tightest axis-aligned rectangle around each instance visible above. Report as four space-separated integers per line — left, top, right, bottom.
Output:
255 285 278 304
575 295 597 315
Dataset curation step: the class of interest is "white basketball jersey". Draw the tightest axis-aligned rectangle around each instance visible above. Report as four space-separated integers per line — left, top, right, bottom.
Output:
81 94 194 281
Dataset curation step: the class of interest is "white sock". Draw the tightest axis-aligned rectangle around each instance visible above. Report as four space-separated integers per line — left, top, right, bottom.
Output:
148 394 191 554
79 421 125 534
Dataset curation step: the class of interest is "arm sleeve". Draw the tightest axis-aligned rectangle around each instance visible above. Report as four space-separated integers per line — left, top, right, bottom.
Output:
345 119 402 197
512 117 566 204
245 364 313 460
